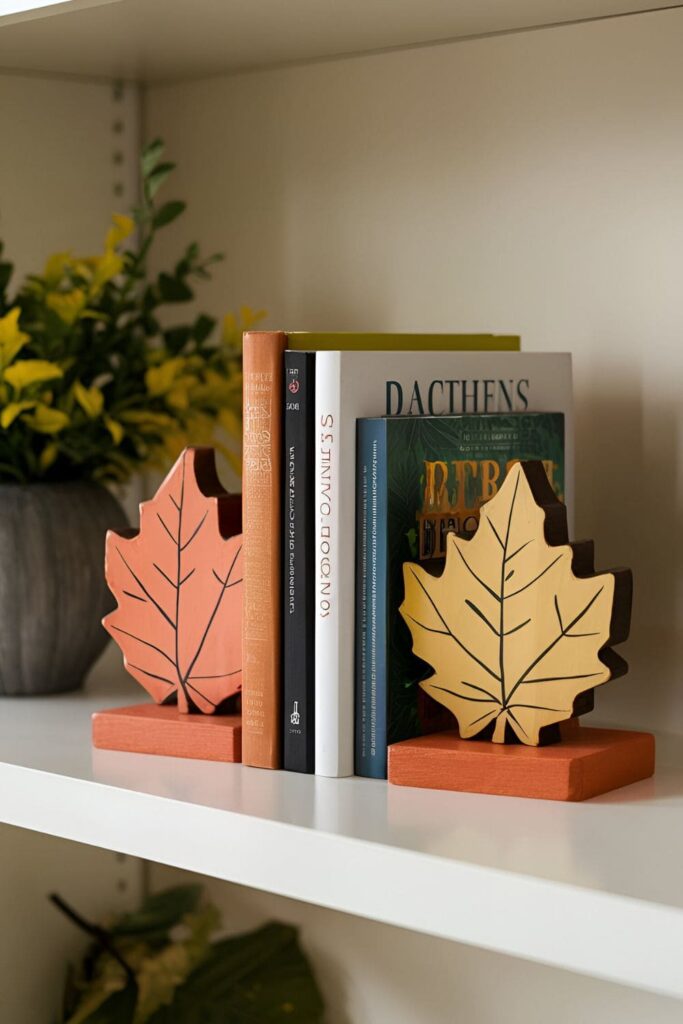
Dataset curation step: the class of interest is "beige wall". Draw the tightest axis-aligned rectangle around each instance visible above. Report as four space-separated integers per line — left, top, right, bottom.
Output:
0 73 139 281
147 6 683 738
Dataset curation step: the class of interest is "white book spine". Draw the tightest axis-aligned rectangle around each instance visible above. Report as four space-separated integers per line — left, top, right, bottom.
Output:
314 351 354 776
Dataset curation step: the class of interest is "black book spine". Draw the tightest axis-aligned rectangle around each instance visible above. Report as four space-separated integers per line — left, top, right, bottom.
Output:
282 351 315 772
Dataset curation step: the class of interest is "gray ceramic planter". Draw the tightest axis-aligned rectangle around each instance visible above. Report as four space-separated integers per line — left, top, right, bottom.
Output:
0 482 128 696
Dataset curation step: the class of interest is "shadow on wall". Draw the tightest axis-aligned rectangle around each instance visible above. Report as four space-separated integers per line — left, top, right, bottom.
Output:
574 370 681 735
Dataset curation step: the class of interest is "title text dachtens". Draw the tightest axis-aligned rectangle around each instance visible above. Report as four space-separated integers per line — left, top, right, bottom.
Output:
387 377 529 415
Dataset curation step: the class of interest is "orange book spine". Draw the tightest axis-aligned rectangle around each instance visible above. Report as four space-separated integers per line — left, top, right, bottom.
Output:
242 330 287 767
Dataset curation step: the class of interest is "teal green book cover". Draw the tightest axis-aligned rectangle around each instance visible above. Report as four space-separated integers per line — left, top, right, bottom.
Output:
355 412 564 778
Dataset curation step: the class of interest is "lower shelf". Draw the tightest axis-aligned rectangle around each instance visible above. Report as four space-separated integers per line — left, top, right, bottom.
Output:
0 661 681 1000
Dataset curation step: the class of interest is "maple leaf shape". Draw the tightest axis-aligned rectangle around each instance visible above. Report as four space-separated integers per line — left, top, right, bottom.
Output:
104 447 243 714
400 461 632 745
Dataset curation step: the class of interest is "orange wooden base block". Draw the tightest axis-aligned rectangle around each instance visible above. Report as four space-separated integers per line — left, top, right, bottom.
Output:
388 727 655 801
92 703 242 763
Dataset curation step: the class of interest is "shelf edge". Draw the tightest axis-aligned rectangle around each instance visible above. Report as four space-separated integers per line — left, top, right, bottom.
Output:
1 760 681 998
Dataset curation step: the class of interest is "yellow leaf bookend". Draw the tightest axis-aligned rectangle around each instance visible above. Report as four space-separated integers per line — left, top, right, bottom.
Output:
399 461 632 746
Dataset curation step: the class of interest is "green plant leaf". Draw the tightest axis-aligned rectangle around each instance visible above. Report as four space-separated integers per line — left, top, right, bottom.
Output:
111 886 203 939
134 905 220 1023
153 201 186 230
192 315 215 345
77 984 138 1024
141 139 165 178
158 273 193 303
146 923 325 1024
163 326 193 354
63 960 132 1024
0 261 12 294
146 162 176 200
0 461 27 482
140 313 162 336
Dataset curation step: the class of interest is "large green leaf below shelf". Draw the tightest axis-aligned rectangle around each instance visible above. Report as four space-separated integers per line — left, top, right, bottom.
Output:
147 923 325 1024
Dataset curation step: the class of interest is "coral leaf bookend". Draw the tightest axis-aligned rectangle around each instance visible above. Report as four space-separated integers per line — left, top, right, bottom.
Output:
103 447 243 715
399 461 632 747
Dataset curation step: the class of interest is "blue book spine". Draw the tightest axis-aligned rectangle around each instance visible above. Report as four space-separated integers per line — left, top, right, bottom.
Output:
355 418 388 778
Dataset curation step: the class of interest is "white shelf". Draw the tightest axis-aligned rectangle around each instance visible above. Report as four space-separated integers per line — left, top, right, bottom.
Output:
0 0 114 28
0 0 677 82
0 662 681 999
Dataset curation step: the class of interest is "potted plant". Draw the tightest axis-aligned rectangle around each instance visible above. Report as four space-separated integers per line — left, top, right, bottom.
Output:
0 139 261 696
51 885 325 1022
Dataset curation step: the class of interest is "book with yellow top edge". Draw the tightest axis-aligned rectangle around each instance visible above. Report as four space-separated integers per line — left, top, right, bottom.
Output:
242 329 522 773
287 333 520 351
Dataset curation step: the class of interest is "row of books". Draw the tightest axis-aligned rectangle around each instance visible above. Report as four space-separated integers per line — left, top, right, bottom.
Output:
241 332 573 778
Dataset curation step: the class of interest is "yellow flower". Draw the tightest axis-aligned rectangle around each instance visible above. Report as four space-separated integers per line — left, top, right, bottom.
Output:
39 442 59 470
221 307 266 349
204 368 226 387
185 411 213 444
47 289 88 325
218 407 241 442
0 400 36 429
192 366 241 410
24 404 70 434
72 259 95 280
0 308 30 369
73 380 104 419
119 410 176 430
145 357 186 397
94 450 135 482
162 429 189 463
221 312 237 338
43 252 72 288
4 359 63 393
104 416 124 445
167 381 193 410
105 214 135 250
90 248 124 291
240 305 267 329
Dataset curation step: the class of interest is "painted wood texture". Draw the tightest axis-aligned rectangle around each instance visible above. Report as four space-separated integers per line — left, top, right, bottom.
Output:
400 461 632 746
388 727 655 801
103 447 243 714
92 704 241 763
